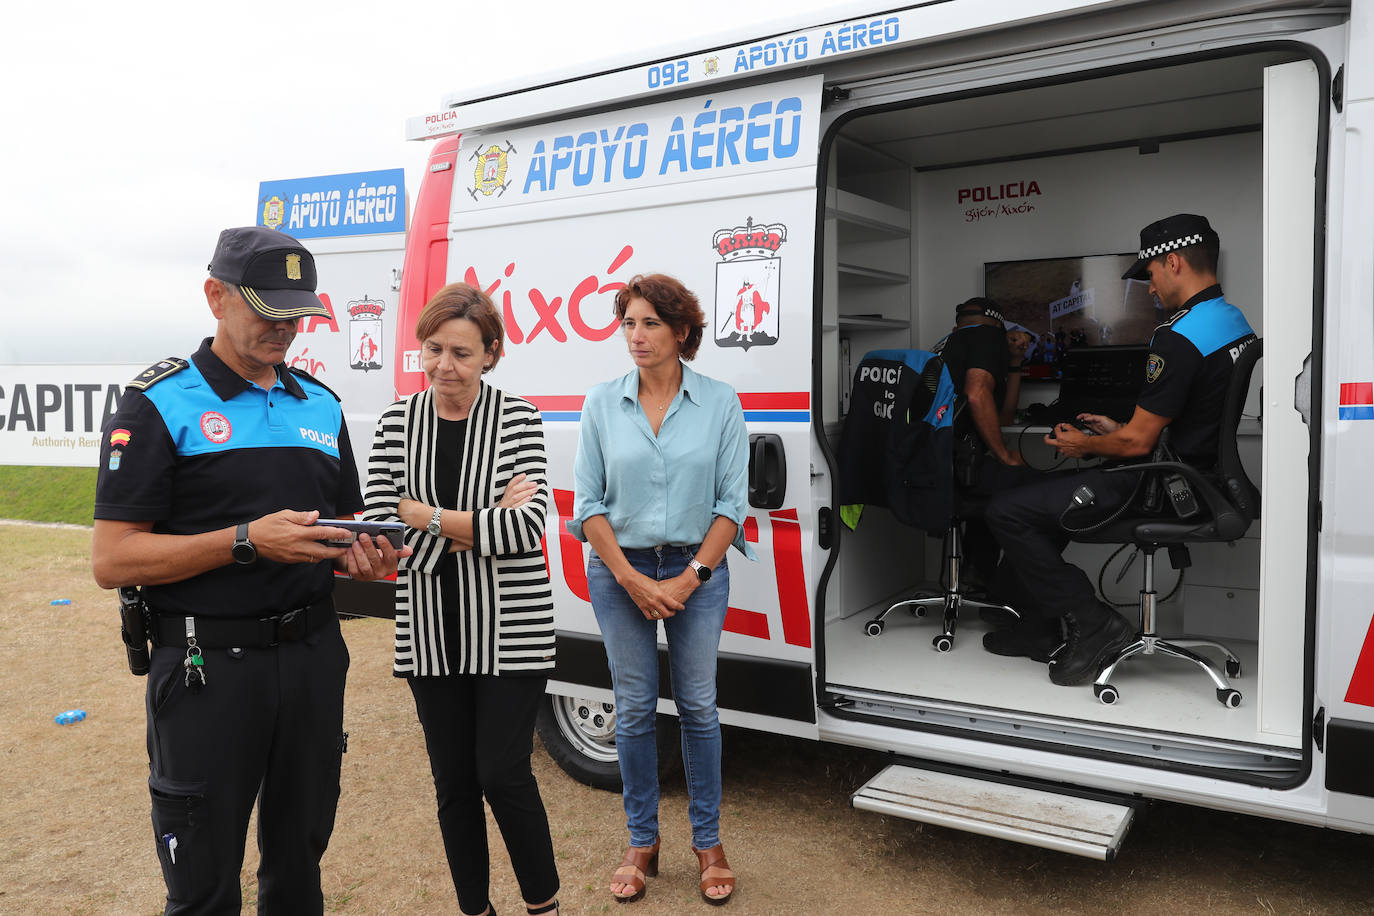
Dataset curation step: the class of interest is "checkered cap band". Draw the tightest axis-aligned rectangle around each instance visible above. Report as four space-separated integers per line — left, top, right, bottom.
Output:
1138 233 1204 260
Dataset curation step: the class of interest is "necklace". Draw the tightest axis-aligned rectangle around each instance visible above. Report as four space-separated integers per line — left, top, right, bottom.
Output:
643 390 676 411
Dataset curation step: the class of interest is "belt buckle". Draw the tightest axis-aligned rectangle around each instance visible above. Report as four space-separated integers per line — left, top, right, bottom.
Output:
277 607 306 643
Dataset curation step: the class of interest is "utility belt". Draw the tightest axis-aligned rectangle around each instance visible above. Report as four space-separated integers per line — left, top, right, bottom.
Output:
149 598 335 650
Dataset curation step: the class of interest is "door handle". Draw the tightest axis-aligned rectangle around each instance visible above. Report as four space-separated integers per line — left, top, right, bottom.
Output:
748 433 786 509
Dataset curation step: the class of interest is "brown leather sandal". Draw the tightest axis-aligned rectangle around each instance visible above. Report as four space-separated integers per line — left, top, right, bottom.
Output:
610 836 660 903
693 843 736 906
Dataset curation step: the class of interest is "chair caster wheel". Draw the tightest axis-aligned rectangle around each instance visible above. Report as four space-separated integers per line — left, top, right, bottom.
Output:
933 634 953 653
1225 659 1242 678
1094 683 1119 705
911 606 927 618
864 620 884 638
1217 688 1242 708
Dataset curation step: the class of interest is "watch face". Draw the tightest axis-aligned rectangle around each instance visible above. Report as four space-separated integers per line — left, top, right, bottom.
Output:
232 541 256 565
693 561 712 582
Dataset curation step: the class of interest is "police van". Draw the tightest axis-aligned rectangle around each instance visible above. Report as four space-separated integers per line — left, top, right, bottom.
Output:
354 0 1374 857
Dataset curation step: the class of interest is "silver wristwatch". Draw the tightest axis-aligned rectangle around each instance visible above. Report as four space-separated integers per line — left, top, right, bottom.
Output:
425 506 443 536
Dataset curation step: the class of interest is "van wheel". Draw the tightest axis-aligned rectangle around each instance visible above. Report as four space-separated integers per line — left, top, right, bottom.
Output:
535 693 680 791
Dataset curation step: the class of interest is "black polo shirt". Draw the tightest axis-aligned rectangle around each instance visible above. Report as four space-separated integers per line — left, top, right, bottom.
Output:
1138 285 1256 465
936 324 1008 443
94 338 363 617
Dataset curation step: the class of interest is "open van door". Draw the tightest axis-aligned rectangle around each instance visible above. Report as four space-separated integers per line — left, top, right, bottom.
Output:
1321 0 1374 828
430 76 827 782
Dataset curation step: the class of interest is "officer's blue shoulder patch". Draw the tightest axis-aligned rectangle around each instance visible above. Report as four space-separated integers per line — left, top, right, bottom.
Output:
1169 298 1255 357
126 358 189 391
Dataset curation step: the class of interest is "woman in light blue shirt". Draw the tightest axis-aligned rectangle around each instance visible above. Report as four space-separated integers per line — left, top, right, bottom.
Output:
569 273 752 907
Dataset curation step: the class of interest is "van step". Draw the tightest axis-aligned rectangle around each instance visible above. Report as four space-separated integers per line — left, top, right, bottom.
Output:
851 765 1135 860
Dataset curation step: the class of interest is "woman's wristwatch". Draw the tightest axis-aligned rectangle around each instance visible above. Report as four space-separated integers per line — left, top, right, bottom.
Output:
425 506 443 536
688 558 712 583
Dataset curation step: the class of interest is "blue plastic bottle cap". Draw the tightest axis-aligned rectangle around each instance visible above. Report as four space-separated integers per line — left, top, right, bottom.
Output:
55 709 87 725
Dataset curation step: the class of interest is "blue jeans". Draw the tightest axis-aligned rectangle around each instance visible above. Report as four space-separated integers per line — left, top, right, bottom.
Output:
588 545 730 850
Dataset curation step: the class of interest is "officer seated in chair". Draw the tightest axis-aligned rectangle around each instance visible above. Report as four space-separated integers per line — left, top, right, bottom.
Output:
984 213 1257 689
932 298 1042 650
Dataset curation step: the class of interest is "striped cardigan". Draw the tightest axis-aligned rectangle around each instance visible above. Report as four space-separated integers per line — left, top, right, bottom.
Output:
363 383 554 676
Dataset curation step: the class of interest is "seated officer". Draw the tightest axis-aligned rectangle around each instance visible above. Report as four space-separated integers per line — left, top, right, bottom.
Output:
984 213 1257 687
933 299 1040 619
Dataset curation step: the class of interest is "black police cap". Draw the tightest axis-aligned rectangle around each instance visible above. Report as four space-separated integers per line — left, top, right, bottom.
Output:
207 227 329 320
1122 213 1218 281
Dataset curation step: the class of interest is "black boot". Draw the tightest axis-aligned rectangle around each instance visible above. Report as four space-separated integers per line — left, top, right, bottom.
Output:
1049 605 1134 686
982 618 1065 663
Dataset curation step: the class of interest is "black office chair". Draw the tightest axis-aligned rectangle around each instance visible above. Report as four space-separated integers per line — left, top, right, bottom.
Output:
864 494 1019 652
1069 339 1262 707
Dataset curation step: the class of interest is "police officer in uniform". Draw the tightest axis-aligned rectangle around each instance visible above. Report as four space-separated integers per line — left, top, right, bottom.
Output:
91 226 404 914
984 214 1256 688
933 298 1053 658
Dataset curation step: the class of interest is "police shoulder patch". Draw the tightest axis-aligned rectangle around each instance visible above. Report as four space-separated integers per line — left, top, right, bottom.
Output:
1145 353 1166 383
127 357 189 391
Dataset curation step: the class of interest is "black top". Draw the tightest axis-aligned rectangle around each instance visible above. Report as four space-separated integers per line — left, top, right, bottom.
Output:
94 338 362 617
937 324 1008 442
1136 285 1256 465
435 416 468 632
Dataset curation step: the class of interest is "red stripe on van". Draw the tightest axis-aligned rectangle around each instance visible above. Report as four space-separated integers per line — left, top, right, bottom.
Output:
725 606 771 639
551 487 590 602
1340 382 1373 406
1344 613 1374 707
739 392 809 410
769 509 811 648
526 395 587 410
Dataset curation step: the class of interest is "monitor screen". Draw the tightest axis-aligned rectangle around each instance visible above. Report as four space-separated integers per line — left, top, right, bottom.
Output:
984 253 1161 378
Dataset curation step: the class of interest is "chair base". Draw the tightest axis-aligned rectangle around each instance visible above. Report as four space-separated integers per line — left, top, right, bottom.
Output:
868 593 1019 652
862 520 1017 651
1092 634 1243 707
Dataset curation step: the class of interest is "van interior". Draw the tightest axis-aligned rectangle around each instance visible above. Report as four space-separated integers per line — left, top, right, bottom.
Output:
818 48 1317 780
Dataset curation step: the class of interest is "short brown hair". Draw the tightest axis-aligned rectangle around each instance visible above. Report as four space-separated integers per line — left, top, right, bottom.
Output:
415 283 505 373
612 274 706 361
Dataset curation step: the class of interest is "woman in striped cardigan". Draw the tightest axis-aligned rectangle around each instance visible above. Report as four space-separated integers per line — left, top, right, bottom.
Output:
363 283 558 916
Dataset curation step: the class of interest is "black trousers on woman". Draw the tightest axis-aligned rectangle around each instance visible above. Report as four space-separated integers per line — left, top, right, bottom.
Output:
408 674 559 915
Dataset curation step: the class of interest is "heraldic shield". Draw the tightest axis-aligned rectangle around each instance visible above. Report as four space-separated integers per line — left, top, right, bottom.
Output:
348 297 385 372
714 258 780 351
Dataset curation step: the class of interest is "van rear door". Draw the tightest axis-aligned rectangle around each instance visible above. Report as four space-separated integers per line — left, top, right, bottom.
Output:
443 75 826 738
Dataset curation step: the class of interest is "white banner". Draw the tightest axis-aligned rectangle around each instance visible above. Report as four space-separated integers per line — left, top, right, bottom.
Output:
1049 286 1095 321
0 365 143 467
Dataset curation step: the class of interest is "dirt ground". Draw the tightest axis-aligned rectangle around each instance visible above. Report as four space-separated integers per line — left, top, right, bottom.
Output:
3 522 1374 915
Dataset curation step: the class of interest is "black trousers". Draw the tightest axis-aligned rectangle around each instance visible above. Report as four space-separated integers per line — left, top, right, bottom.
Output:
961 458 1043 582
145 613 350 915
408 674 559 915
984 466 1143 620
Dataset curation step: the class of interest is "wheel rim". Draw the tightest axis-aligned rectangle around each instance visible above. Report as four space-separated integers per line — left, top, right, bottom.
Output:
551 694 620 765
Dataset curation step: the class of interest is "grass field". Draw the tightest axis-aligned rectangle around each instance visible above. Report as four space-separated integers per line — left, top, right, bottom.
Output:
6 523 1374 915
0 465 97 526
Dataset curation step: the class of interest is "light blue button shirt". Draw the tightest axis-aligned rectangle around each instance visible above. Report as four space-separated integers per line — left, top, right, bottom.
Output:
569 362 756 559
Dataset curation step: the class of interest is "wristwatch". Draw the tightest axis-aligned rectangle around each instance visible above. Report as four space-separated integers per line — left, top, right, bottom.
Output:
231 522 257 565
688 557 712 583
425 506 444 536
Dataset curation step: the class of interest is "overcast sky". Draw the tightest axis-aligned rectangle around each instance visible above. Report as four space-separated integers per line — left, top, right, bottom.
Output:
1 0 845 365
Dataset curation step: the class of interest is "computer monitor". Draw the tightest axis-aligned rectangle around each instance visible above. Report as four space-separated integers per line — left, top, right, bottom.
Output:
984 253 1161 379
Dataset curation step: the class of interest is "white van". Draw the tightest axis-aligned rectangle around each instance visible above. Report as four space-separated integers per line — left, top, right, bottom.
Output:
351 0 1374 858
